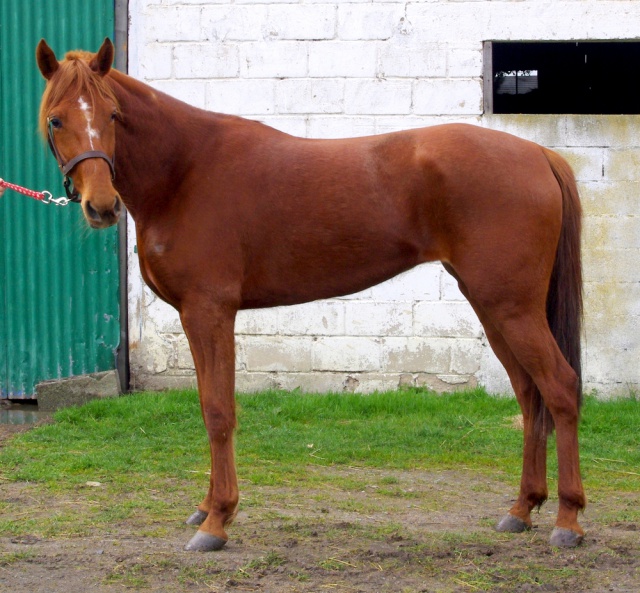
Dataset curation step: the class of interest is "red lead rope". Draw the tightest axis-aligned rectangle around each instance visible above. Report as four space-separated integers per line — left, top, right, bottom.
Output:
0 177 47 200
0 178 69 206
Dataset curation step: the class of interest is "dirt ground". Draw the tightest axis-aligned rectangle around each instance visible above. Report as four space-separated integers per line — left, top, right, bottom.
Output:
1 424 638 593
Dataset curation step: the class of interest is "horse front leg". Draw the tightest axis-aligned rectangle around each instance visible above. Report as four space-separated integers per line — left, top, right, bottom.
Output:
180 303 239 551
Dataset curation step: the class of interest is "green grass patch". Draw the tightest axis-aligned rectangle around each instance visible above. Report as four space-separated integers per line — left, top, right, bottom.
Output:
1 388 638 494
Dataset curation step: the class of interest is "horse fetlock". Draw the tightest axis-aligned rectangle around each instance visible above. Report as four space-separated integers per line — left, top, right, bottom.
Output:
558 488 587 513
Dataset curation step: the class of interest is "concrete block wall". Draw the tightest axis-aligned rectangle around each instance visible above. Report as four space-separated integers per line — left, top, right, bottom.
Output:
127 0 640 397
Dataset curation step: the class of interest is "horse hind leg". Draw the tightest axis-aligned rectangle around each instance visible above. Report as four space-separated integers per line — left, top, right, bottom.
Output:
489 312 586 547
445 268 549 533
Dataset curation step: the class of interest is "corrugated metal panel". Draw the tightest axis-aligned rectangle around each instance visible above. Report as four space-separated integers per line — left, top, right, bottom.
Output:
0 0 119 398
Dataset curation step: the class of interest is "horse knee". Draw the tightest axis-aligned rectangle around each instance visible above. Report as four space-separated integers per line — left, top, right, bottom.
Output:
203 406 237 440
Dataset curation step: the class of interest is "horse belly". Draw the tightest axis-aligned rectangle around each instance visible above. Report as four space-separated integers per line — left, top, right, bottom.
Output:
240 219 424 308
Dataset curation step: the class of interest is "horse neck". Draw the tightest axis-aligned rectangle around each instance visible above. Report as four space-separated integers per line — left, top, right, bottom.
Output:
107 70 206 223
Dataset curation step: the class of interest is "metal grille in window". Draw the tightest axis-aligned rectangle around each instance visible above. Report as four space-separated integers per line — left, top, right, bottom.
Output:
494 70 538 96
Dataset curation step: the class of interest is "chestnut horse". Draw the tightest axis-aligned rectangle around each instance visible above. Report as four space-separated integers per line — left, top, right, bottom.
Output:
36 38 586 551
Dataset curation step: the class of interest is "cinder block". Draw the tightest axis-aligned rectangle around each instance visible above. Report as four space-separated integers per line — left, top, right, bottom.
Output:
174 43 240 79
582 248 639 283
407 3 489 43
165 0 229 4
176 335 196 370
375 115 481 135
236 308 279 335
131 372 197 393
235 372 281 393
240 336 313 372
379 42 447 78
145 297 183 334
414 301 482 339
415 373 478 393
483 115 567 147
364 264 441 302
258 116 308 137
265 4 336 40
308 115 376 139
240 41 308 78
554 148 604 182
136 43 173 80
269 372 350 393
477 342 512 395
145 6 203 43
381 337 451 373
201 5 267 41
313 337 381 372
413 78 483 116
206 79 276 115
276 79 344 114
338 4 406 41
586 216 640 251
308 41 377 78
565 116 639 149
277 301 345 336
447 46 483 78
344 301 413 337
579 181 640 218
585 279 640 318
450 338 483 374
345 79 412 115
604 149 640 181
37 371 119 412
440 270 466 301
151 80 207 109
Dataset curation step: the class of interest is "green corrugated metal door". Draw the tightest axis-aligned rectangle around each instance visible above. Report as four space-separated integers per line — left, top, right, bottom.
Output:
0 1 119 399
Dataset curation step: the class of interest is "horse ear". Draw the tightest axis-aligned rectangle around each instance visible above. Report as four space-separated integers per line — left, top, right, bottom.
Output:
36 39 59 80
89 38 114 77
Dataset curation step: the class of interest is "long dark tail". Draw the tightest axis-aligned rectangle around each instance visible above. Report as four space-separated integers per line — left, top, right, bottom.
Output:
538 148 584 434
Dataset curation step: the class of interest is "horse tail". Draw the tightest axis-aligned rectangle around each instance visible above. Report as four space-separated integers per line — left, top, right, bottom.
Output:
538 147 584 435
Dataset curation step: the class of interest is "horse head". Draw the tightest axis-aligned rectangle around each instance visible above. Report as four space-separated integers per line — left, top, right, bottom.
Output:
37 38 122 229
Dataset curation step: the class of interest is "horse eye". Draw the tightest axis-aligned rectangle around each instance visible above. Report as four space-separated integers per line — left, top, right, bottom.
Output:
49 117 62 129
110 111 118 122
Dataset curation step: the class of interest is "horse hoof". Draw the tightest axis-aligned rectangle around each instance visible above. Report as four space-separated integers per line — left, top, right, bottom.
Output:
184 530 227 552
495 514 530 533
185 509 208 526
550 527 583 548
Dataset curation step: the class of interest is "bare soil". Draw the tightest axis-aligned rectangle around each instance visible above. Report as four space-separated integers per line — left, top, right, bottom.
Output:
1 425 638 593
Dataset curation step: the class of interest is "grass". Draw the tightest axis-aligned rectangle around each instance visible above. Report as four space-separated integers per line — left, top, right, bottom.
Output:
1 387 638 492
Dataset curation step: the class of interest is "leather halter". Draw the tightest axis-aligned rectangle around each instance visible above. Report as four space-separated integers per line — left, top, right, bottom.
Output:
47 118 116 203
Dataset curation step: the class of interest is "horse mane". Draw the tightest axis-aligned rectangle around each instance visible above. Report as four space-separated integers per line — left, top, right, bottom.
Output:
38 50 120 138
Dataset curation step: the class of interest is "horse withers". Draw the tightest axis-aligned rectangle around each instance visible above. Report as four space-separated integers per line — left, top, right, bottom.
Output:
36 38 586 551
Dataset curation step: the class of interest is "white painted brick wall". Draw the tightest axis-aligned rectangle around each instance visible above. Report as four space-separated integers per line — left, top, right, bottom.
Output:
127 0 640 397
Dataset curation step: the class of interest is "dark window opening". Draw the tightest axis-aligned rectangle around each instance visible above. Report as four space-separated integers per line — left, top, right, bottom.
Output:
487 41 640 114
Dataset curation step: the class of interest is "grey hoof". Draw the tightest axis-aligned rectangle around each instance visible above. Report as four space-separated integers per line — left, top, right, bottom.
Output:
496 514 530 533
185 509 208 526
184 530 227 552
550 527 583 548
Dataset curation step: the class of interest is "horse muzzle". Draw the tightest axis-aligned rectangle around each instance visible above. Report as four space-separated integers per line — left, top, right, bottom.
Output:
83 193 123 229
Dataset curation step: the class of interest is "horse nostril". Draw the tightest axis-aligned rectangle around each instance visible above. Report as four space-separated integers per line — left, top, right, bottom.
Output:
85 200 102 223
113 197 122 215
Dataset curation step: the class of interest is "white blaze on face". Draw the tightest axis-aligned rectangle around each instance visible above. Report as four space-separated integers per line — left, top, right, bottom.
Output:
78 96 99 149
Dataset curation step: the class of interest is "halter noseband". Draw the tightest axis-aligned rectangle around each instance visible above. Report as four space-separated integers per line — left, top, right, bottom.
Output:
47 118 116 203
